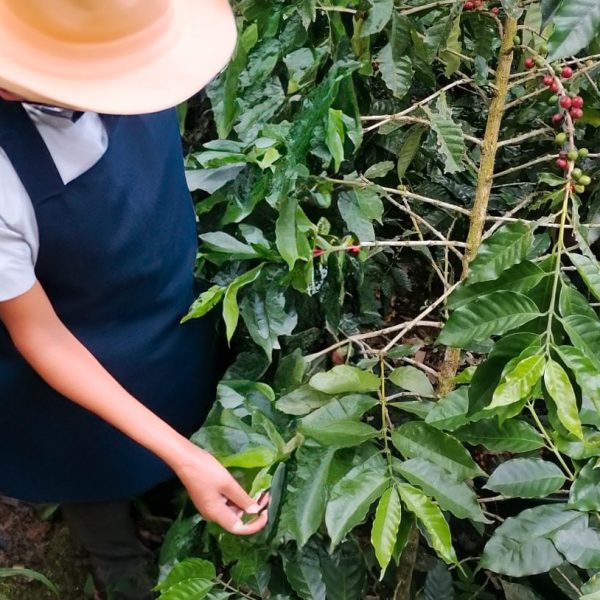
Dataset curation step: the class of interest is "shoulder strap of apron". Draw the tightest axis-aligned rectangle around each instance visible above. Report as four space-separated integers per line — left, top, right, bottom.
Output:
0 100 66 205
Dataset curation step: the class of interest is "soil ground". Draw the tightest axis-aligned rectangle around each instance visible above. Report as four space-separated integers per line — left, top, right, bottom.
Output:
0 497 91 599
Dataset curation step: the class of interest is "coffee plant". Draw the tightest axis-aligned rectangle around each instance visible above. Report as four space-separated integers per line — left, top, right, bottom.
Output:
156 0 600 598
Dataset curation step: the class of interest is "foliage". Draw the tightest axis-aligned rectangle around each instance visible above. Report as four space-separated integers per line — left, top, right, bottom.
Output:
163 0 600 598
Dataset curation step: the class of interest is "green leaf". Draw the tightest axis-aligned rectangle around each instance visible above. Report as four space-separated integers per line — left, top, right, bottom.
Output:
569 253 600 302
541 0 563 29
325 453 389 548
276 385 332 415
281 544 327 600
501 0 523 18
544 358 583 440
157 560 216 592
568 459 600 511
395 457 488 522
200 232 260 259
392 422 485 480
425 93 465 174
378 13 414 99
396 483 457 565
321 541 366 600
276 195 300 269
562 314 600 372
222 266 264 342
467 222 533 285
241 288 297 359
361 0 393 36
300 421 379 447
294 447 336 547
397 126 426 179
556 346 600 408
484 458 566 498
425 563 454 600
547 0 600 61
439 291 541 348
338 191 377 242
554 528 600 569
326 109 345 171
454 419 544 453
309 365 380 395
439 17 461 77
371 486 402 576
425 387 470 431
501 581 543 600
449 261 547 310
364 161 395 179
487 354 545 410
182 285 225 323
559 285 598 321
158 579 214 600
389 366 435 397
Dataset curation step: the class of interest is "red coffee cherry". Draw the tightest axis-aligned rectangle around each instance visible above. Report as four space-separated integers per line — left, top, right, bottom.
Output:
491 6 499 14
550 81 560 93
560 96 572 109
556 158 569 170
551 112 564 125
561 66 573 79
543 75 554 86
463 1 475 8
524 57 535 69
572 96 584 109
570 107 584 120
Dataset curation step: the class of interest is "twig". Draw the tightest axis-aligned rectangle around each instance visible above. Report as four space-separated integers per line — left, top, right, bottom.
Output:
361 240 467 248
497 126 553 147
493 153 557 178
398 0 455 16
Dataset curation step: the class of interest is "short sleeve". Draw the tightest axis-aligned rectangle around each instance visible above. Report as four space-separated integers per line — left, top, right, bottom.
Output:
0 146 38 302
0 217 37 301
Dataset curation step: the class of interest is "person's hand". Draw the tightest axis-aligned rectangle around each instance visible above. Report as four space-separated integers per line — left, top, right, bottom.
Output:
173 442 270 535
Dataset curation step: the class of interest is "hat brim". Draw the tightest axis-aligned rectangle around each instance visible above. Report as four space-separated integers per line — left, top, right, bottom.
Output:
0 0 237 114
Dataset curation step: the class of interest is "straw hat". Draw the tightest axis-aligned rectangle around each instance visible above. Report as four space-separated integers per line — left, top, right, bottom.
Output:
0 0 237 114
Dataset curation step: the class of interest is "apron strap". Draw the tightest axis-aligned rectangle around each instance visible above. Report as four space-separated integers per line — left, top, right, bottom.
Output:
0 100 65 205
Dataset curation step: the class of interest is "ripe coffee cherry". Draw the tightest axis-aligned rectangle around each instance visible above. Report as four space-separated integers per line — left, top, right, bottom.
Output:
555 132 567 145
561 66 573 79
551 112 564 125
579 175 592 186
572 168 583 180
567 149 579 161
560 96 572 109
572 96 584 109
556 158 569 170
550 81 560 93
313 248 325 257
579 147 590 158
570 107 584 120
524 57 535 69
464 1 475 8
347 245 361 254
491 6 499 14
543 75 554 86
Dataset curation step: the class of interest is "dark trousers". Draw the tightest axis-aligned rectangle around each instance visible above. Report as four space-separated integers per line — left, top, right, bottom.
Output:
62 501 156 600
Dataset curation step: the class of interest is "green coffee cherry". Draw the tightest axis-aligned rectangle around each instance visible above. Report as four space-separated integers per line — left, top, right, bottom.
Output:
572 168 583 180
513 35 521 45
534 57 545 67
567 149 579 161
548 95 559 105
539 44 548 54
575 185 586 194
553 63 562 74
555 132 567 145
579 175 592 186
579 147 590 158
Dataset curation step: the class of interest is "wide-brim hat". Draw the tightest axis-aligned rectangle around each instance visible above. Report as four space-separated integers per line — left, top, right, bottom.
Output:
0 0 237 115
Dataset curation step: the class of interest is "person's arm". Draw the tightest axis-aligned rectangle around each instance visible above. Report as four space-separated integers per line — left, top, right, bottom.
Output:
0 281 268 534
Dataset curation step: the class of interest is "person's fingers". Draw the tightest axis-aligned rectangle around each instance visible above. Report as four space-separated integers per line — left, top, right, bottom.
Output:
233 510 269 535
222 478 261 514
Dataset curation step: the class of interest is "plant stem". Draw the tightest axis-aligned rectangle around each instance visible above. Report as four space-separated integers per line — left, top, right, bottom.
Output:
526 402 575 480
438 15 519 395
379 356 394 477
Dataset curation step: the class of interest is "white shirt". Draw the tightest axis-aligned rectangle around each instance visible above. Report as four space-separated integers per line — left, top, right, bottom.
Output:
0 104 108 301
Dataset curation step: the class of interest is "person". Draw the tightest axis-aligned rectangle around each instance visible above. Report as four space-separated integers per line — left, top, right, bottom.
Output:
0 0 269 598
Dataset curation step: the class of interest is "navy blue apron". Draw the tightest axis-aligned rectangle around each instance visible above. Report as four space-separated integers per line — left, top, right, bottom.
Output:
0 101 217 502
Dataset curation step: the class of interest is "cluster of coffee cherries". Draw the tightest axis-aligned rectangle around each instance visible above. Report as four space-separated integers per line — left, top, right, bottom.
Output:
463 0 500 13
555 144 591 193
